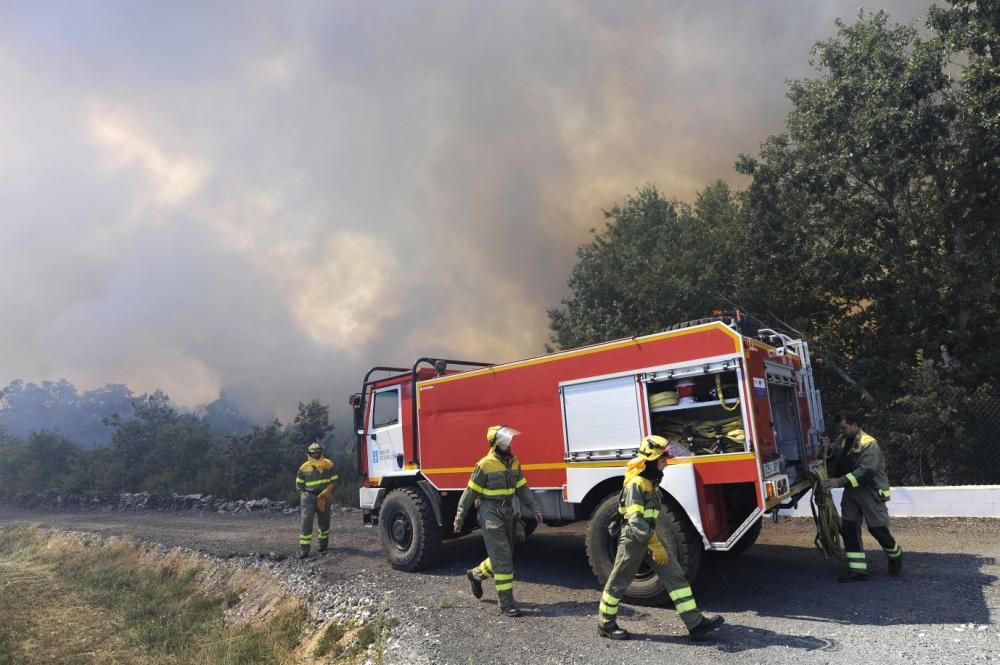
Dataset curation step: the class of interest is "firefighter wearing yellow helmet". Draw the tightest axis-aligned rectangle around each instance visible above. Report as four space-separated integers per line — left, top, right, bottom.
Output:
453 425 544 617
295 441 338 559
597 435 725 641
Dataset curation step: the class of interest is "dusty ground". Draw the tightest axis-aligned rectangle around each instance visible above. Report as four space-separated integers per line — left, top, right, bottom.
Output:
1 506 997 665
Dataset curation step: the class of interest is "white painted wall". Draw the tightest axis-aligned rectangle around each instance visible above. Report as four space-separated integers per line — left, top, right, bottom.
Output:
778 486 1000 518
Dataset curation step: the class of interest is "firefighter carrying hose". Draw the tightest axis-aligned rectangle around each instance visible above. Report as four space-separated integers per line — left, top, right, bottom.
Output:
453 425 544 617
597 435 724 641
296 441 338 559
822 411 903 581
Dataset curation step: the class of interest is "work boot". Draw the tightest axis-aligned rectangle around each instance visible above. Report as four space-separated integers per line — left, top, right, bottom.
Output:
837 571 869 583
466 569 483 599
318 542 328 554
298 546 311 559
888 552 903 577
598 621 630 641
689 615 725 641
501 606 522 618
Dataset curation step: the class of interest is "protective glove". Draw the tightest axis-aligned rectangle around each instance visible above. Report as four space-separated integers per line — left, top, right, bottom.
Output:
648 534 669 565
316 484 334 512
821 477 845 490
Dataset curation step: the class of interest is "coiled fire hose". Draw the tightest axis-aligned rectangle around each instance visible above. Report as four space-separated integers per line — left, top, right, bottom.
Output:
809 436 844 560
714 375 741 412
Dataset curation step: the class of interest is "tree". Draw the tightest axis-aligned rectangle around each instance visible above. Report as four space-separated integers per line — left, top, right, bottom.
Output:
105 391 178 491
289 399 334 450
0 380 132 447
735 9 1000 411
198 390 255 436
547 183 742 349
224 420 293 500
547 5 1000 485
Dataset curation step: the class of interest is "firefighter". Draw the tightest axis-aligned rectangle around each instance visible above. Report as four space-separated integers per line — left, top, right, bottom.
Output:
295 441 338 559
822 411 903 581
453 425 544 617
597 435 725 641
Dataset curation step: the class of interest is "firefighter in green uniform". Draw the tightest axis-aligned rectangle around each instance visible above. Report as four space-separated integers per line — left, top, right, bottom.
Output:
296 442 338 559
453 425 544 617
597 435 725 641
822 411 903 581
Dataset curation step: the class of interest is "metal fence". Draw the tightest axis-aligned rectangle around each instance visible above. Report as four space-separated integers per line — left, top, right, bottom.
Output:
868 394 1000 487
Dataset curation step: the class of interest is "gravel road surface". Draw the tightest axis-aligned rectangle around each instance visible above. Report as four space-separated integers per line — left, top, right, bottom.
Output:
2 507 997 665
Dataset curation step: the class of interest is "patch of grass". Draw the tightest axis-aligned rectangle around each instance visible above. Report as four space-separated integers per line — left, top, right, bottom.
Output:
439 597 463 609
315 621 349 658
201 600 307 665
0 526 311 665
355 600 398 665
50 539 224 655
1 526 397 665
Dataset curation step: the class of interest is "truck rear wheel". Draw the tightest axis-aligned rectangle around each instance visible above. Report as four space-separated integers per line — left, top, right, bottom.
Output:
379 487 442 571
585 493 703 606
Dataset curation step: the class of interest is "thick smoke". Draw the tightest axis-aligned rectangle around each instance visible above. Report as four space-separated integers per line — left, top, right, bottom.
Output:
0 1 924 421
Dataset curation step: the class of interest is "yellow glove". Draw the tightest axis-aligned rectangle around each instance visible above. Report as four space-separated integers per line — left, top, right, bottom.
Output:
648 534 668 565
316 484 334 512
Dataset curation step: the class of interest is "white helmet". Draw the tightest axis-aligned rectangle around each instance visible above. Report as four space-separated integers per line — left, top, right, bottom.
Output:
487 425 520 452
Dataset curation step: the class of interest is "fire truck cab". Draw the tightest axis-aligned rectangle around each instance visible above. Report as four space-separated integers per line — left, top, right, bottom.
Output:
353 318 825 604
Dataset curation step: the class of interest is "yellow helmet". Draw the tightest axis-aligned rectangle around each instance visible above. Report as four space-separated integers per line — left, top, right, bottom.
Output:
486 425 520 451
638 435 668 461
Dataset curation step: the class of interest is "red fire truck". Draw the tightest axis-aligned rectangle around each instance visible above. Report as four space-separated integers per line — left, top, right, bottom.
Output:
353 318 825 603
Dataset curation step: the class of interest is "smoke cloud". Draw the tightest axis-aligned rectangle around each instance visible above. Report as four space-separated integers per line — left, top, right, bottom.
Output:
0 1 924 421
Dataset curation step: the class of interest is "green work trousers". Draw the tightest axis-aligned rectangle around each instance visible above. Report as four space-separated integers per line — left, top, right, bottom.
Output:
841 487 900 573
299 491 331 551
599 524 703 631
841 486 890 527
471 500 517 611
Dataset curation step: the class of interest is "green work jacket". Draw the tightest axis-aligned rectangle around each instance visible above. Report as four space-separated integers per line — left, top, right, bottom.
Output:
832 430 891 500
295 456 338 494
455 449 538 524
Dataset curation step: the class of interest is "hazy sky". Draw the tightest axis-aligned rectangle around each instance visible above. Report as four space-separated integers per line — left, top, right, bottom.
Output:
0 1 926 421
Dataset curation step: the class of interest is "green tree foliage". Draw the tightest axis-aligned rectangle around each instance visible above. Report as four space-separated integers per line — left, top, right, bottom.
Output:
547 182 741 348
0 380 133 447
198 391 256 436
0 431 81 493
289 399 334 449
548 4 1000 484
224 420 295 500
738 9 999 394
0 388 357 502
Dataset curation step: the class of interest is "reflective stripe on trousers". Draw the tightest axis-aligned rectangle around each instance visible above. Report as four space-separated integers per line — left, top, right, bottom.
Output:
846 550 868 571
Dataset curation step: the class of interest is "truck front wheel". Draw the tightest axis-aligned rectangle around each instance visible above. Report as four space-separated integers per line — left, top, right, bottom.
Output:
585 492 703 606
378 487 442 571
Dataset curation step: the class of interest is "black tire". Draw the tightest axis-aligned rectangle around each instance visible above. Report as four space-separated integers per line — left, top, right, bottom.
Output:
710 517 762 558
585 492 703 606
378 487 442 571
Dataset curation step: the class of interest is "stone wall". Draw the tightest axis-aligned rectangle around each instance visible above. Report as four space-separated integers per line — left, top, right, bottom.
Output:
0 490 292 513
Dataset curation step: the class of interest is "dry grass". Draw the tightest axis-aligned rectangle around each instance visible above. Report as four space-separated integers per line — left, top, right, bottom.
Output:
0 526 385 665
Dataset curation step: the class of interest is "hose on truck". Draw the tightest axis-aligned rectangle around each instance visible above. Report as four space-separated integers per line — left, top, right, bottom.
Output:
809 437 844 560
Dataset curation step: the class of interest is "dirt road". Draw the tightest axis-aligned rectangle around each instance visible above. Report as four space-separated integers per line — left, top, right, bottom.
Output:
2 507 997 665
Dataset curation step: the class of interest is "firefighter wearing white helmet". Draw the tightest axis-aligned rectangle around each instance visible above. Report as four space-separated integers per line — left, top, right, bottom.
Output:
597 435 725 641
295 441 338 559
453 425 544 617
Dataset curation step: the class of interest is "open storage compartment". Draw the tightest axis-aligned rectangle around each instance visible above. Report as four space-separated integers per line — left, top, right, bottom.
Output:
764 363 808 490
644 362 747 457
